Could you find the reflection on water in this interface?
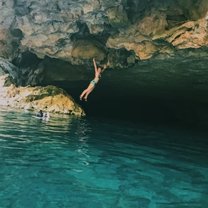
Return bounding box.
[0,109,208,208]
[74,120,91,168]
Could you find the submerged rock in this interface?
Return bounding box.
[0,75,85,116]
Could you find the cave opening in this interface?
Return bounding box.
[6,50,199,129]
[66,83,204,129]
[40,56,208,129]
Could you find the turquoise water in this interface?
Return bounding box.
[0,110,208,208]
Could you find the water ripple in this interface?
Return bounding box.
[0,110,208,207]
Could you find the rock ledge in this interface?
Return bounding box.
[0,75,85,116]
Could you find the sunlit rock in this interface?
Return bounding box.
[2,84,85,116]
[0,74,85,116]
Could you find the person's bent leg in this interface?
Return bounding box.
[84,88,93,101]
[80,89,88,100]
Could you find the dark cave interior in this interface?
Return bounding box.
[11,52,208,129]
[50,78,208,129]
[36,56,208,129]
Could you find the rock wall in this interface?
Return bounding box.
[1,0,208,124]
[0,74,85,116]
[0,58,85,116]
[1,0,208,68]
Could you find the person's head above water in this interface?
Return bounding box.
[36,110,43,117]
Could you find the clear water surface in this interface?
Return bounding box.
[0,109,208,208]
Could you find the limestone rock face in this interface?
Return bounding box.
[0,0,208,123]
[107,9,208,60]
[0,0,208,94]
[0,0,16,59]
[0,75,85,116]
[1,0,207,67]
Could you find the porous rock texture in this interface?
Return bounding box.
[0,0,208,122]
[0,73,85,116]
[1,0,208,67]
[0,0,208,88]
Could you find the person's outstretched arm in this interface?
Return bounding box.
[93,58,98,74]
